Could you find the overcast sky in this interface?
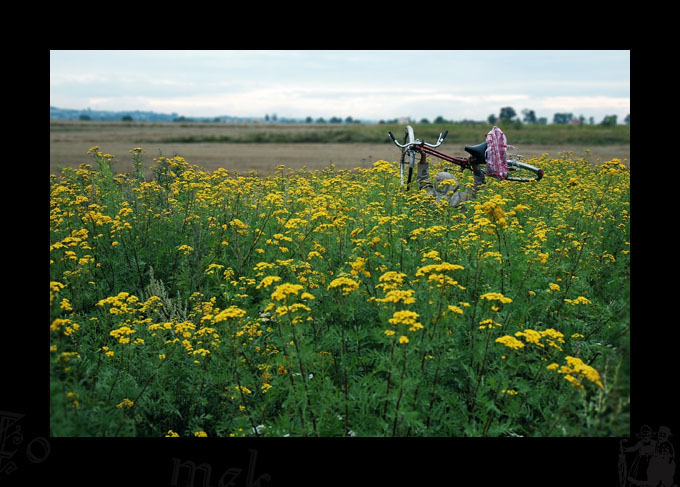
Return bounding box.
[50,50,630,122]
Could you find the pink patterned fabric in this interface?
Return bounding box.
[485,126,509,181]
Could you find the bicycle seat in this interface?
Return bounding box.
[464,142,487,163]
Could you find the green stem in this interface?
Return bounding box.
[340,324,349,436]
[391,345,409,437]
[275,317,306,434]
[290,320,317,436]
[468,329,493,418]
[383,337,397,417]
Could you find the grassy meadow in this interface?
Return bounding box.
[50,119,631,145]
[49,133,630,436]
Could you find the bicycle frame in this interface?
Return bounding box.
[388,126,544,186]
[419,145,471,170]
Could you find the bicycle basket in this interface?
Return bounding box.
[485,126,509,181]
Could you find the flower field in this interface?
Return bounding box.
[50,147,629,437]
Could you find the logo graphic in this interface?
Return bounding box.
[0,411,51,476]
[170,448,271,487]
[619,425,676,487]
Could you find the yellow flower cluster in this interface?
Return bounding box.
[110,326,136,343]
[229,218,249,235]
[177,244,194,255]
[480,292,513,304]
[448,305,465,315]
[271,283,305,302]
[376,271,408,291]
[51,318,80,336]
[415,262,465,290]
[415,262,465,276]
[479,318,502,330]
[96,292,163,317]
[348,257,371,278]
[327,277,360,296]
[495,335,525,350]
[372,159,395,173]
[388,310,423,332]
[599,158,627,175]
[497,327,566,352]
[482,251,503,263]
[116,398,134,408]
[547,356,604,389]
[256,275,282,289]
[514,328,565,350]
[421,250,441,262]
[50,281,66,306]
[234,385,252,395]
[275,303,312,317]
[474,194,509,227]
[376,289,416,305]
[213,306,247,322]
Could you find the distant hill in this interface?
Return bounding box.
[49,106,262,123]
[49,106,379,124]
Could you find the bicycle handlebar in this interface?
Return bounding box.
[388,128,448,150]
[506,159,544,182]
[387,131,402,146]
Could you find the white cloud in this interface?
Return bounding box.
[535,95,630,111]
[86,96,155,112]
[93,89,628,122]
[50,50,630,121]
[136,87,534,120]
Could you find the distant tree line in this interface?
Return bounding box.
[59,105,630,126]
[485,107,628,126]
[377,108,629,126]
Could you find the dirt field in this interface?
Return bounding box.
[50,141,630,176]
[50,121,630,176]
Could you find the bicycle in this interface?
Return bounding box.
[388,125,544,189]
